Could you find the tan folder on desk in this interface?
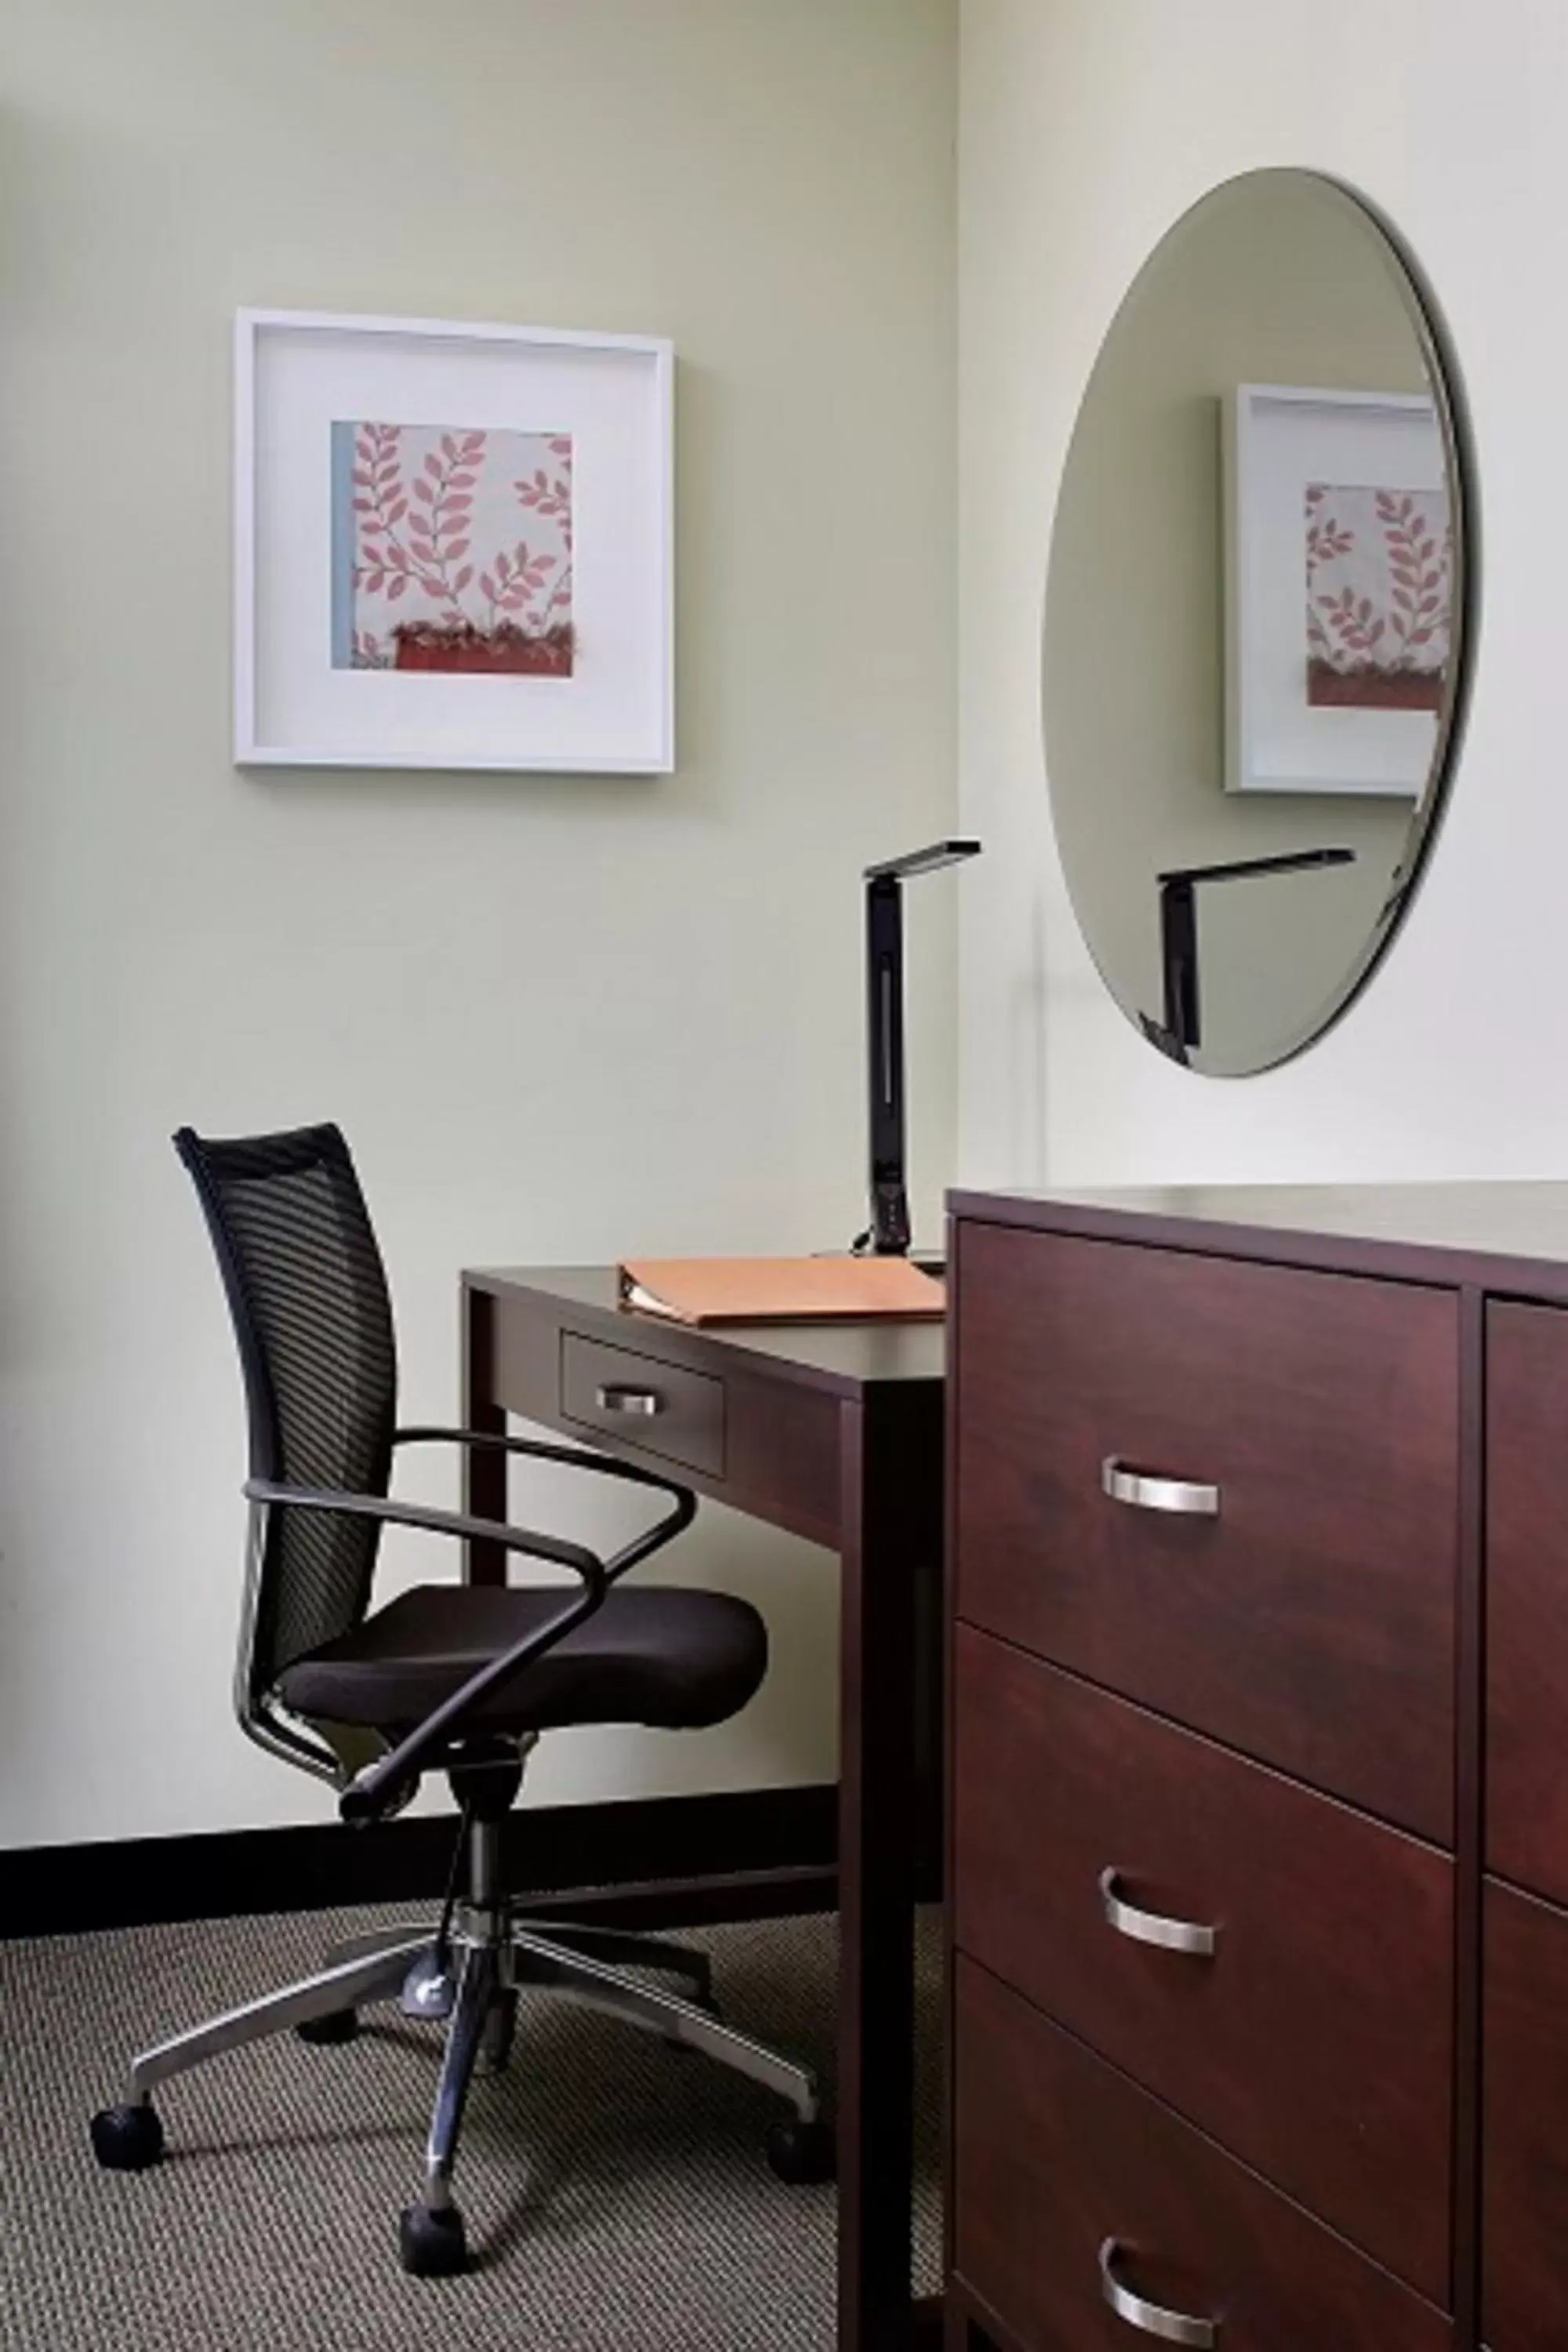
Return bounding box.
[618,1254,944,1326]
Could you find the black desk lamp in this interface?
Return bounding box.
[854,839,982,1257]
[1142,846,1355,1065]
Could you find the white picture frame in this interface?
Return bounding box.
[1225,383,1450,798]
[234,309,674,773]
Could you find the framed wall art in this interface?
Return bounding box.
[234,310,674,772]
[1225,383,1452,797]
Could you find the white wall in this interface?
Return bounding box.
[957,0,1556,1187]
[0,0,957,1849]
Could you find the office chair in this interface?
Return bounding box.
[89,1123,831,2276]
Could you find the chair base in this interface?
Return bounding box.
[89,1809,827,2274]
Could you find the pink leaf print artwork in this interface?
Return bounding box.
[335,423,575,674]
[1304,480,1451,713]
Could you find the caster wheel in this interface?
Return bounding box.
[296,2009,359,2045]
[90,2100,165,2172]
[399,2200,469,2278]
[765,2114,835,2185]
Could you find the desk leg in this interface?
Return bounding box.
[837,1389,942,2352]
[461,1287,507,1586]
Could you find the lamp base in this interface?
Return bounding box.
[845,1234,946,1280]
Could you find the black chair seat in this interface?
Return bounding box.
[277,1581,768,1736]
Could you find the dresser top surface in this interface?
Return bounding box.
[950,1180,1568,1294]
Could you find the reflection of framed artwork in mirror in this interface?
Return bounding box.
[1225,383,1450,797]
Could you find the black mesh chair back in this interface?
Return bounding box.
[175,1123,397,1710]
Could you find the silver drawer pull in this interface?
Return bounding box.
[1099,2239,1218,2346]
[1102,1455,1220,1517]
[595,1384,664,1418]
[1100,1868,1217,1958]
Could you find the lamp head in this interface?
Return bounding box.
[864,838,982,884]
[1156,846,1354,889]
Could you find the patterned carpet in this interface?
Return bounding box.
[0,1904,940,2352]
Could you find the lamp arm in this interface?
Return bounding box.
[855,839,982,1255]
[865,873,910,1255]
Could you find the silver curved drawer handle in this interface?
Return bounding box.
[595,1385,664,1417]
[1100,1868,1217,1958]
[1099,2238,1218,2346]
[1102,1456,1220,1517]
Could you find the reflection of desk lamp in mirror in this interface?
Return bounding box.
[855,839,982,1258]
[1140,847,1355,1067]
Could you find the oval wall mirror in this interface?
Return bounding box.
[1043,169,1474,1075]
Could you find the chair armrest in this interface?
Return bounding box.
[339,1588,599,1827]
[243,1479,606,1589]
[243,1466,695,1822]
[390,1425,698,1584]
[244,1479,608,1825]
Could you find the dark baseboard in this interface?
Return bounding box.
[0,1783,839,1942]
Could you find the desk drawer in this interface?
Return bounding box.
[560,1331,725,1479]
[1483,1876,1568,2351]
[953,1224,1459,1838]
[953,1957,1452,2352]
[953,1627,1452,2300]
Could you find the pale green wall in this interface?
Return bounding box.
[0,0,958,1847]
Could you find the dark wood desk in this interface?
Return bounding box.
[461,1265,946,2352]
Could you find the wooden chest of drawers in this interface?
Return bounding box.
[946,1183,1568,2352]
